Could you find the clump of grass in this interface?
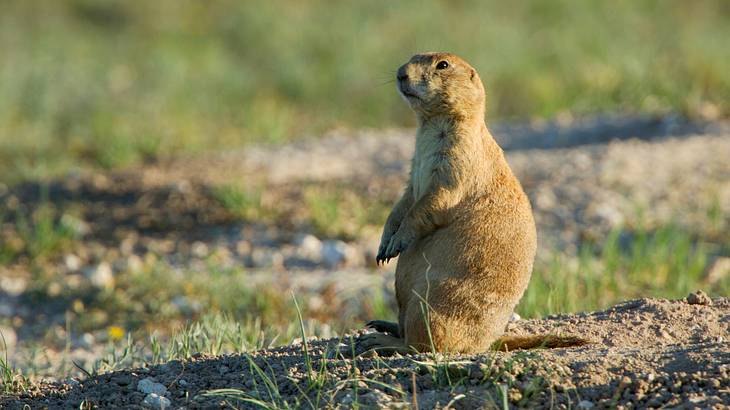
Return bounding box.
[14,206,78,261]
[211,185,267,221]
[303,185,390,239]
[210,182,391,239]
[1,331,29,395]
[1,185,84,263]
[90,313,285,375]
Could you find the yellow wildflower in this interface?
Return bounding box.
[108,326,125,341]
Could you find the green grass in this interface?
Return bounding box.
[1,207,79,264]
[90,313,288,375]
[303,185,391,240]
[1,330,29,395]
[1,0,729,182]
[211,183,393,239]
[1,185,86,263]
[211,185,267,221]
[518,224,727,317]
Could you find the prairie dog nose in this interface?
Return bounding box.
[397,66,408,82]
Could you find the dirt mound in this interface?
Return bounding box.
[4,295,728,409]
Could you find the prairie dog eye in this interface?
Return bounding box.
[436,60,449,70]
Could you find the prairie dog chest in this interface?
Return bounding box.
[411,127,445,200]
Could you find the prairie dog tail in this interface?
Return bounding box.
[491,334,590,351]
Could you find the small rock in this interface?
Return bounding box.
[321,240,355,268]
[250,248,283,268]
[67,378,81,387]
[686,290,712,306]
[340,392,355,406]
[78,332,95,348]
[85,262,114,290]
[142,393,171,409]
[171,180,191,194]
[60,214,90,237]
[0,276,27,296]
[123,255,144,273]
[64,254,82,271]
[66,274,84,290]
[295,234,323,262]
[509,312,521,322]
[235,240,252,256]
[360,389,391,405]
[119,235,137,256]
[138,377,167,395]
[191,241,209,258]
[48,281,63,297]
[577,400,595,409]
[0,326,17,348]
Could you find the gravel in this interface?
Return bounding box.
[137,378,167,395]
[4,296,728,409]
[142,393,171,409]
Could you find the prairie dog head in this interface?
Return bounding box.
[396,52,485,120]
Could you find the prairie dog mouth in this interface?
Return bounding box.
[398,83,420,100]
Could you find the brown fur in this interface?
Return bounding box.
[362,53,583,354]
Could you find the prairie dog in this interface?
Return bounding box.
[361,53,566,354]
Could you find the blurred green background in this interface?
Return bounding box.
[1,0,729,182]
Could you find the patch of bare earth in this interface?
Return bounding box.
[4,295,728,409]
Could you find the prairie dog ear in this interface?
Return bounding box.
[470,69,476,82]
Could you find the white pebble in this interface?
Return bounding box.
[577,400,594,409]
[321,240,355,268]
[142,393,171,409]
[137,377,167,395]
[295,234,323,262]
[64,254,82,271]
[85,262,114,290]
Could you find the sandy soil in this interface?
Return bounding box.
[3,293,728,409]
